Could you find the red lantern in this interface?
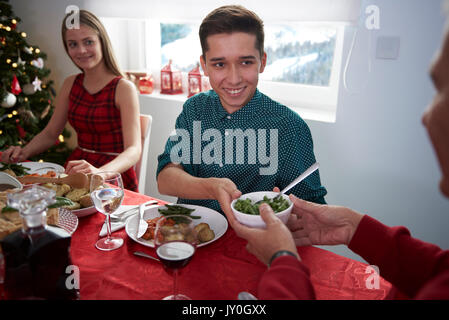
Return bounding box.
[138,75,154,94]
[188,63,202,98]
[160,60,183,94]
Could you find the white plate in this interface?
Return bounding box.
[18,161,65,175]
[125,204,228,248]
[71,206,97,218]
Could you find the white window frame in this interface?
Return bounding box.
[96,0,361,124]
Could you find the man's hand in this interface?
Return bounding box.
[209,177,241,220]
[287,195,364,246]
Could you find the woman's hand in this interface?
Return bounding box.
[287,195,364,246]
[65,159,100,175]
[1,146,28,163]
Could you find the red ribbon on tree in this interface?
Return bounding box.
[11,75,22,95]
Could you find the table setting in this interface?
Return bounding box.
[1,165,394,300]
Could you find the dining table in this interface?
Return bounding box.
[70,188,393,300]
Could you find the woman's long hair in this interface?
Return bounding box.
[61,9,124,77]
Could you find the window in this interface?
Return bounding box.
[101,18,346,123]
[262,24,336,87]
[160,23,201,73]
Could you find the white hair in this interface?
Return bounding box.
[444,0,449,17]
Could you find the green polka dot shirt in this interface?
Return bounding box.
[157,89,327,214]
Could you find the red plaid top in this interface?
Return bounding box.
[66,73,138,191]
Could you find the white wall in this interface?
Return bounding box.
[10,0,449,263]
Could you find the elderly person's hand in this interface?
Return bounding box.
[231,202,300,266]
[287,195,364,246]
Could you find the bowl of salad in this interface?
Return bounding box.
[231,191,293,228]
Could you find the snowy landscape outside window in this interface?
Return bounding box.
[160,23,337,87]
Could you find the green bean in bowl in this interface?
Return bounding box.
[233,195,290,215]
[231,191,293,229]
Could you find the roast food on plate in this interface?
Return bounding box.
[39,183,93,210]
[141,216,215,244]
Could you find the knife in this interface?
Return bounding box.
[136,202,149,238]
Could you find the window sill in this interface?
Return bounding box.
[138,92,335,123]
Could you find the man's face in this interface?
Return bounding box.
[423,26,449,197]
[200,32,266,114]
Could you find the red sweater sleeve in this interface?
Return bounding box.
[349,215,449,299]
[257,255,316,300]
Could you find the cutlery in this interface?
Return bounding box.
[110,203,159,223]
[110,200,158,219]
[133,251,160,262]
[17,172,89,189]
[136,202,148,238]
[279,162,319,195]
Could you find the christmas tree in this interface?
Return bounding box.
[0,0,71,165]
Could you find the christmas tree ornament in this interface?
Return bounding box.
[23,83,36,95]
[17,49,25,65]
[23,46,32,54]
[32,76,42,91]
[11,74,22,94]
[41,104,51,119]
[1,92,17,108]
[31,57,44,69]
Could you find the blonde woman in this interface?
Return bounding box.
[2,10,141,191]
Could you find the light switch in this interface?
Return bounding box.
[376,36,400,60]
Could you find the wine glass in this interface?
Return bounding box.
[90,171,124,251]
[154,215,197,300]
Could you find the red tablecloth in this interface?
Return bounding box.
[70,189,392,300]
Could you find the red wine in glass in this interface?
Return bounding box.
[154,215,197,300]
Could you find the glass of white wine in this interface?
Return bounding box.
[90,172,124,251]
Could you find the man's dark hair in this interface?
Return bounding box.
[199,5,265,58]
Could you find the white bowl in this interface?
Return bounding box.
[0,172,23,191]
[231,191,293,228]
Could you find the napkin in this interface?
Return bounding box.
[99,201,156,237]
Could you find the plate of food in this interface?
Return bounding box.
[0,161,64,177]
[35,182,95,218]
[125,204,228,248]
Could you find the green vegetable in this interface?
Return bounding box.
[0,162,30,176]
[158,204,201,219]
[47,197,75,209]
[1,196,74,213]
[234,195,290,215]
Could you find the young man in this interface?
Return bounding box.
[231,4,449,299]
[157,5,327,217]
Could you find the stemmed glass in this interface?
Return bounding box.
[154,215,197,300]
[90,171,124,251]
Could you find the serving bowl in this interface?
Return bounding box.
[230,191,293,228]
[0,172,23,191]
